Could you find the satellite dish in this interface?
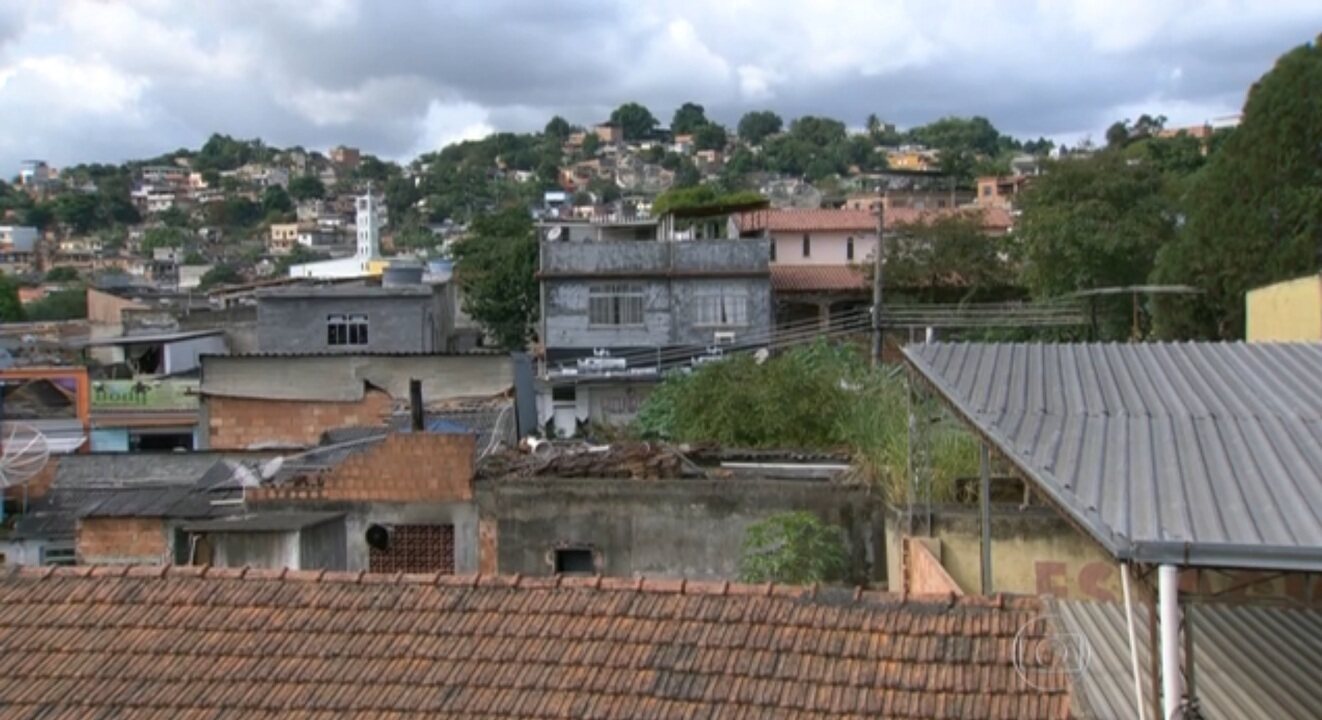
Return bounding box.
[547,226,563,241]
[0,423,50,490]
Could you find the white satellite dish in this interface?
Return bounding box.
[547,226,563,241]
[0,423,50,490]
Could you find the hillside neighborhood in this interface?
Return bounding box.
[0,17,1317,720]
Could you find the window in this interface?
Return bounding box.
[982,185,993,197]
[40,546,75,567]
[802,234,811,257]
[846,236,855,261]
[327,314,369,346]
[555,548,595,574]
[588,284,644,326]
[694,287,749,327]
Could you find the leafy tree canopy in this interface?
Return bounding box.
[608,102,658,140]
[736,110,784,145]
[883,213,1016,302]
[140,227,189,255]
[24,288,86,321]
[287,175,325,201]
[650,186,764,217]
[262,185,293,217]
[449,207,538,349]
[44,266,81,283]
[543,115,572,141]
[693,123,727,151]
[1152,38,1322,339]
[788,116,847,147]
[0,275,22,322]
[671,102,709,135]
[199,263,243,290]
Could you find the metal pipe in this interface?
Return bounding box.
[1159,565,1182,720]
[979,443,992,594]
[1121,563,1148,720]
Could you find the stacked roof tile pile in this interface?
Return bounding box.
[0,566,1071,718]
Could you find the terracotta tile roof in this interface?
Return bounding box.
[0,566,1071,719]
[736,207,1015,234]
[770,265,870,293]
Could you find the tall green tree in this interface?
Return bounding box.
[1017,153,1175,338]
[1152,39,1322,339]
[736,110,783,145]
[199,263,243,290]
[671,102,709,134]
[543,115,572,141]
[0,275,22,321]
[287,175,326,201]
[261,185,293,216]
[883,213,1015,302]
[608,102,658,140]
[693,123,728,151]
[450,207,538,349]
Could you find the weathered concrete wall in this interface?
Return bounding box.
[300,519,347,570]
[256,294,441,354]
[212,531,298,568]
[77,517,169,565]
[478,478,883,583]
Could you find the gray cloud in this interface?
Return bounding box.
[0,1,1319,171]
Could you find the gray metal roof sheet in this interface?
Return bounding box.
[903,342,1322,570]
[180,511,344,533]
[1051,598,1322,720]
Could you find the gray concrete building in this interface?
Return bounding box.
[256,282,456,354]
[536,209,772,432]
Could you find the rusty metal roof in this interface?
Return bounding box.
[903,342,1322,571]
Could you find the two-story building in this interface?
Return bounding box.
[0,225,39,275]
[537,203,772,433]
[268,223,300,256]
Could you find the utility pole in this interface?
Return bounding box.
[871,189,886,367]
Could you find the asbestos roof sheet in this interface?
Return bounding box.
[1051,598,1322,720]
[902,342,1322,571]
[0,568,1072,719]
[180,511,343,532]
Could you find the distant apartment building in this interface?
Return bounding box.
[885,146,940,172]
[329,145,361,169]
[537,204,773,433]
[593,122,624,145]
[0,225,39,275]
[18,160,51,188]
[975,175,1033,210]
[268,223,300,256]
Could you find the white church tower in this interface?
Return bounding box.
[355,187,382,268]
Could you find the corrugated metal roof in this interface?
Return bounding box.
[902,342,1322,570]
[1051,598,1322,720]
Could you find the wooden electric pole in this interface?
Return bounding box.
[871,191,886,367]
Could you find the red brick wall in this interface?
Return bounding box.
[248,432,475,504]
[77,517,169,565]
[206,389,393,449]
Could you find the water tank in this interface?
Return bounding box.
[427,258,454,282]
[382,262,424,287]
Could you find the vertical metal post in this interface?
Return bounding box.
[870,194,885,367]
[1121,564,1149,720]
[979,444,992,595]
[1159,565,1182,720]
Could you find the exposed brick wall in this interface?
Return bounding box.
[206,389,392,449]
[903,537,964,596]
[77,517,169,565]
[368,524,455,574]
[248,432,475,504]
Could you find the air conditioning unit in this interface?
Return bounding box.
[714,331,737,346]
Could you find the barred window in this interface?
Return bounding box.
[694,288,749,327]
[588,284,645,326]
[327,313,369,346]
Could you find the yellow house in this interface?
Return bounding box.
[1245,274,1322,341]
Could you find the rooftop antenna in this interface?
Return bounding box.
[0,422,52,521]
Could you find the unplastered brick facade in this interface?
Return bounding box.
[249,432,476,504]
[76,517,169,565]
[206,389,392,449]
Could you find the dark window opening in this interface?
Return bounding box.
[130,430,194,452]
[846,236,854,261]
[802,234,811,257]
[551,385,576,402]
[328,314,369,347]
[769,239,776,261]
[555,548,594,574]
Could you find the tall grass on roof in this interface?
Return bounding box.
[635,341,977,503]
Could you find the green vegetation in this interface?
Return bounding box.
[140,227,188,255]
[1150,39,1322,339]
[287,175,325,201]
[636,342,978,503]
[738,512,848,585]
[883,213,1017,303]
[608,102,658,140]
[199,263,243,290]
[449,207,538,349]
[275,245,329,275]
[649,187,764,217]
[24,288,87,321]
[736,110,784,145]
[0,275,22,321]
[43,267,81,283]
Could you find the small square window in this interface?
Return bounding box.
[555,548,594,574]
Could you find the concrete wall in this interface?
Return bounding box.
[246,433,475,503]
[163,335,228,375]
[478,478,883,583]
[770,230,877,265]
[212,531,299,568]
[77,517,169,565]
[300,517,347,569]
[1246,274,1322,341]
[205,389,393,449]
[256,293,444,354]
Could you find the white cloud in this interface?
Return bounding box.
[408,100,495,158]
[2,55,147,116]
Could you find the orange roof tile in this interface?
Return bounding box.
[770,265,870,293]
[0,566,1072,719]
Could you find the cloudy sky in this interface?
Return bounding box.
[0,0,1319,171]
